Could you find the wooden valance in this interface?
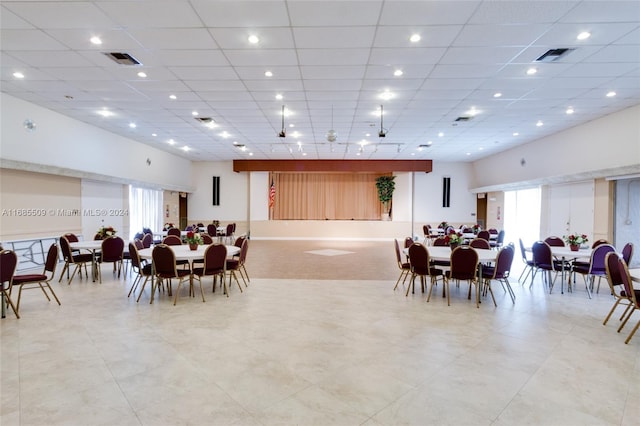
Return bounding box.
[233,159,432,173]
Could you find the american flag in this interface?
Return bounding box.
[269,180,275,207]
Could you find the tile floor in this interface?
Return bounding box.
[1,252,639,426]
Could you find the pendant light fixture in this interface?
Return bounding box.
[326,105,337,142]
[278,105,286,138]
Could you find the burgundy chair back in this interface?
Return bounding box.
[544,236,564,247]
[394,239,404,265]
[449,246,478,281]
[477,230,490,241]
[202,234,214,244]
[59,236,73,261]
[142,233,153,248]
[162,235,182,246]
[588,244,616,275]
[622,242,634,265]
[44,244,59,274]
[605,252,623,288]
[203,244,227,275]
[63,233,79,243]
[134,238,144,250]
[591,239,609,249]
[470,238,490,249]
[152,245,178,279]
[207,224,217,236]
[493,245,515,279]
[128,242,142,270]
[167,228,181,237]
[404,237,413,249]
[101,236,124,262]
[433,237,447,247]
[0,249,18,286]
[408,243,430,276]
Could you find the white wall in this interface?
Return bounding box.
[249,172,269,221]
[413,162,477,227]
[471,105,640,191]
[1,93,193,191]
[80,180,127,241]
[188,161,248,222]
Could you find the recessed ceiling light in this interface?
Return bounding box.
[13,71,25,79]
[169,94,177,100]
[513,132,519,136]
[90,36,102,45]
[220,131,230,138]
[466,107,479,116]
[606,91,617,97]
[536,120,544,127]
[181,146,191,152]
[566,107,574,114]
[249,152,254,156]
[493,92,502,98]
[302,152,307,156]
[289,123,295,128]
[292,131,301,138]
[426,141,433,146]
[275,93,283,100]
[478,147,484,151]
[152,133,157,137]
[526,67,537,75]
[411,152,416,156]
[409,34,421,43]
[577,31,591,40]
[167,139,176,145]
[248,35,259,44]
[129,122,137,128]
[192,111,199,116]
[379,91,393,101]
[96,109,113,117]
[393,69,403,77]
[438,132,444,137]
[466,152,471,156]
[137,71,147,78]
[265,70,273,77]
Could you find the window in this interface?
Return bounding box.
[129,186,162,239]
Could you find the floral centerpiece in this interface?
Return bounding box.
[96,226,117,239]
[444,230,463,247]
[438,221,449,229]
[563,233,588,251]
[185,231,203,250]
[163,223,175,231]
[472,224,481,234]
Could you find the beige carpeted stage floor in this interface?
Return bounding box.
[242,239,400,281]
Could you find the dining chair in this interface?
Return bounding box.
[530,241,560,292]
[490,230,505,249]
[477,230,491,241]
[192,244,227,296]
[407,243,444,301]
[97,236,125,283]
[481,244,515,304]
[615,256,640,344]
[544,236,565,247]
[58,235,93,284]
[127,243,154,303]
[603,252,633,326]
[232,235,247,258]
[141,233,153,249]
[470,238,491,250]
[202,234,214,244]
[0,250,20,318]
[206,224,217,237]
[151,244,197,305]
[393,239,411,291]
[621,242,634,265]
[445,246,480,307]
[167,228,181,237]
[518,238,535,283]
[431,237,451,268]
[226,239,249,291]
[571,243,615,295]
[11,244,61,313]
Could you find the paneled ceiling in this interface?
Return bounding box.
[1,0,639,162]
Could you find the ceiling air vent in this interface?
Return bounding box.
[194,117,214,123]
[103,52,142,66]
[535,48,574,63]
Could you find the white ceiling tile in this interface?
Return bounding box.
[468,1,578,24]
[97,0,203,28]
[191,0,290,27]
[288,1,382,26]
[293,27,376,49]
[224,49,298,67]
[454,24,552,47]
[127,29,219,50]
[301,66,366,80]
[439,46,525,65]
[3,2,116,29]
[369,48,447,65]
[373,25,462,48]
[153,50,230,67]
[380,1,478,25]
[209,27,294,49]
[0,29,68,50]
[297,49,371,66]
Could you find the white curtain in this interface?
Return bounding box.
[129,186,163,240]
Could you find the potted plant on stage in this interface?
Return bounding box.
[375,175,396,220]
[185,231,203,251]
[564,233,588,251]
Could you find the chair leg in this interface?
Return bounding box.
[624,318,640,344]
[618,307,636,332]
[1,290,20,319]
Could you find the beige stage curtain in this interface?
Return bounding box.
[270,172,385,220]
